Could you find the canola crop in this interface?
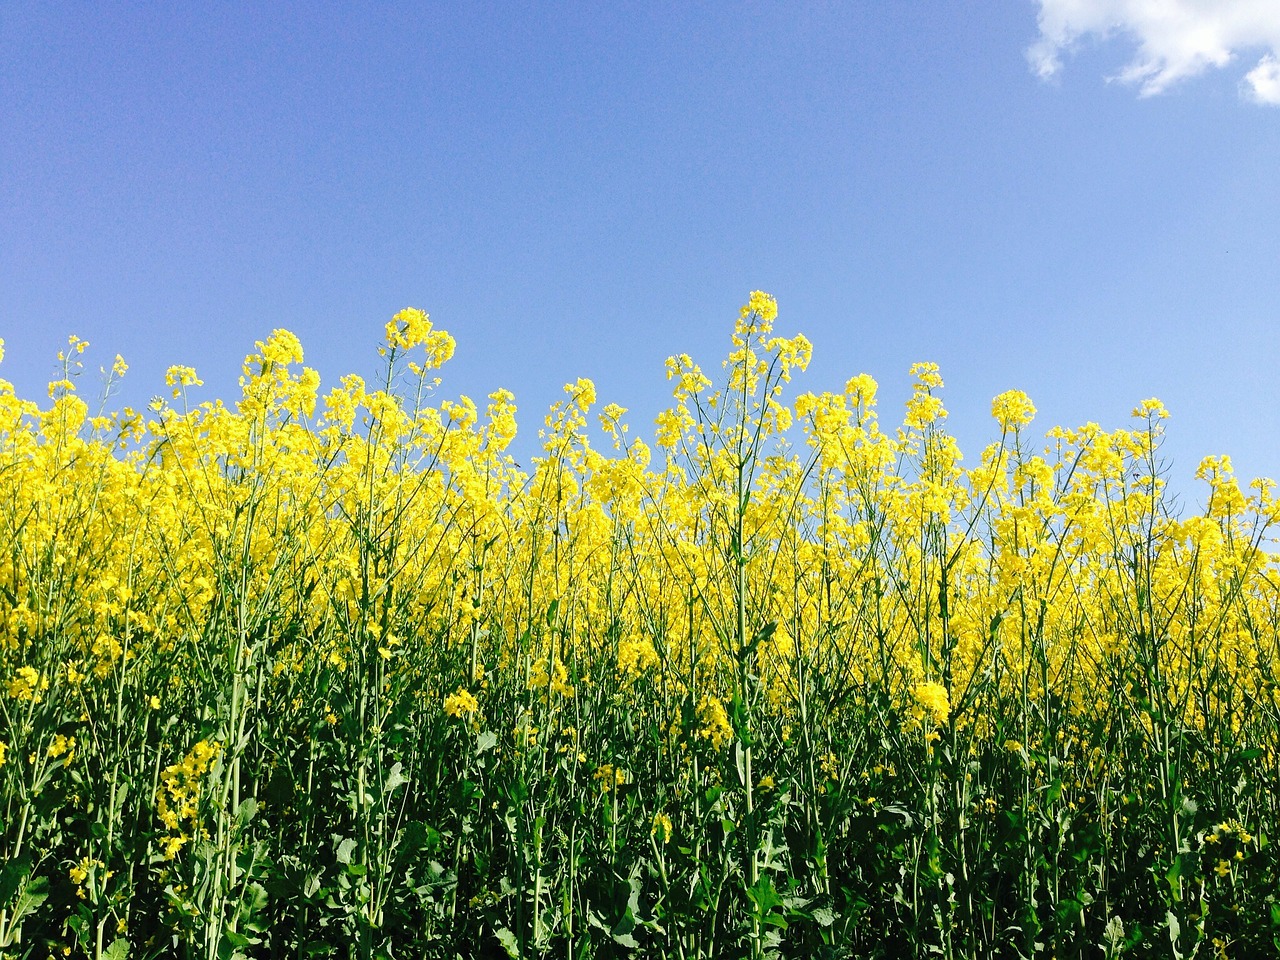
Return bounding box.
[0,295,1278,959]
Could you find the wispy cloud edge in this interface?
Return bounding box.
[1029,0,1280,105]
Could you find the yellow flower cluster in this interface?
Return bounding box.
[911,680,951,728]
[617,634,659,678]
[695,695,734,750]
[443,687,480,718]
[155,740,221,857]
[68,856,109,900]
[164,365,203,398]
[991,389,1036,431]
[593,764,627,793]
[528,658,575,699]
[1204,819,1254,846]
[383,308,456,369]
[7,666,47,702]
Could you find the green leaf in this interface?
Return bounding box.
[0,859,31,904]
[746,874,785,916]
[222,930,251,949]
[217,928,251,960]
[1166,910,1181,948]
[476,731,498,755]
[627,869,643,919]
[1164,857,1182,904]
[236,797,259,827]
[102,939,130,960]
[335,837,357,865]
[7,875,48,927]
[878,804,915,827]
[612,905,637,939]
[1044,778,1063,804]
[495,928,520,958]
[238,881,269,929]
[384,762,408,795]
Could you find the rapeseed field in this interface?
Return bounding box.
[1,293,1277,958]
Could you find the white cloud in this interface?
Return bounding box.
[1243,53,1280,103]
[1028,0,1280,104]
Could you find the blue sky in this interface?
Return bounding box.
[2,2,1278,503]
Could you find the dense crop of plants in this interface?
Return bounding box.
[1,294,1278,959]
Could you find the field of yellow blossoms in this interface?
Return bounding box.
[1,293,1278,959]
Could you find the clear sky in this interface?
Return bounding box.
[3,2,1278,504]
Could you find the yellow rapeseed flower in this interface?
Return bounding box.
[695,695,733,750]
[594,764,626,793]
[1132,397,1169,419]
[385,308,432,350]
[737,291,778,333]
[911,680,951,727]
[651,812,673,843]
[443,687,479,718]
[7,666,46,702]
[617,635,659,678]
[164,365,203,399]
[161,835,188,860]
[991,389,1036,431]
